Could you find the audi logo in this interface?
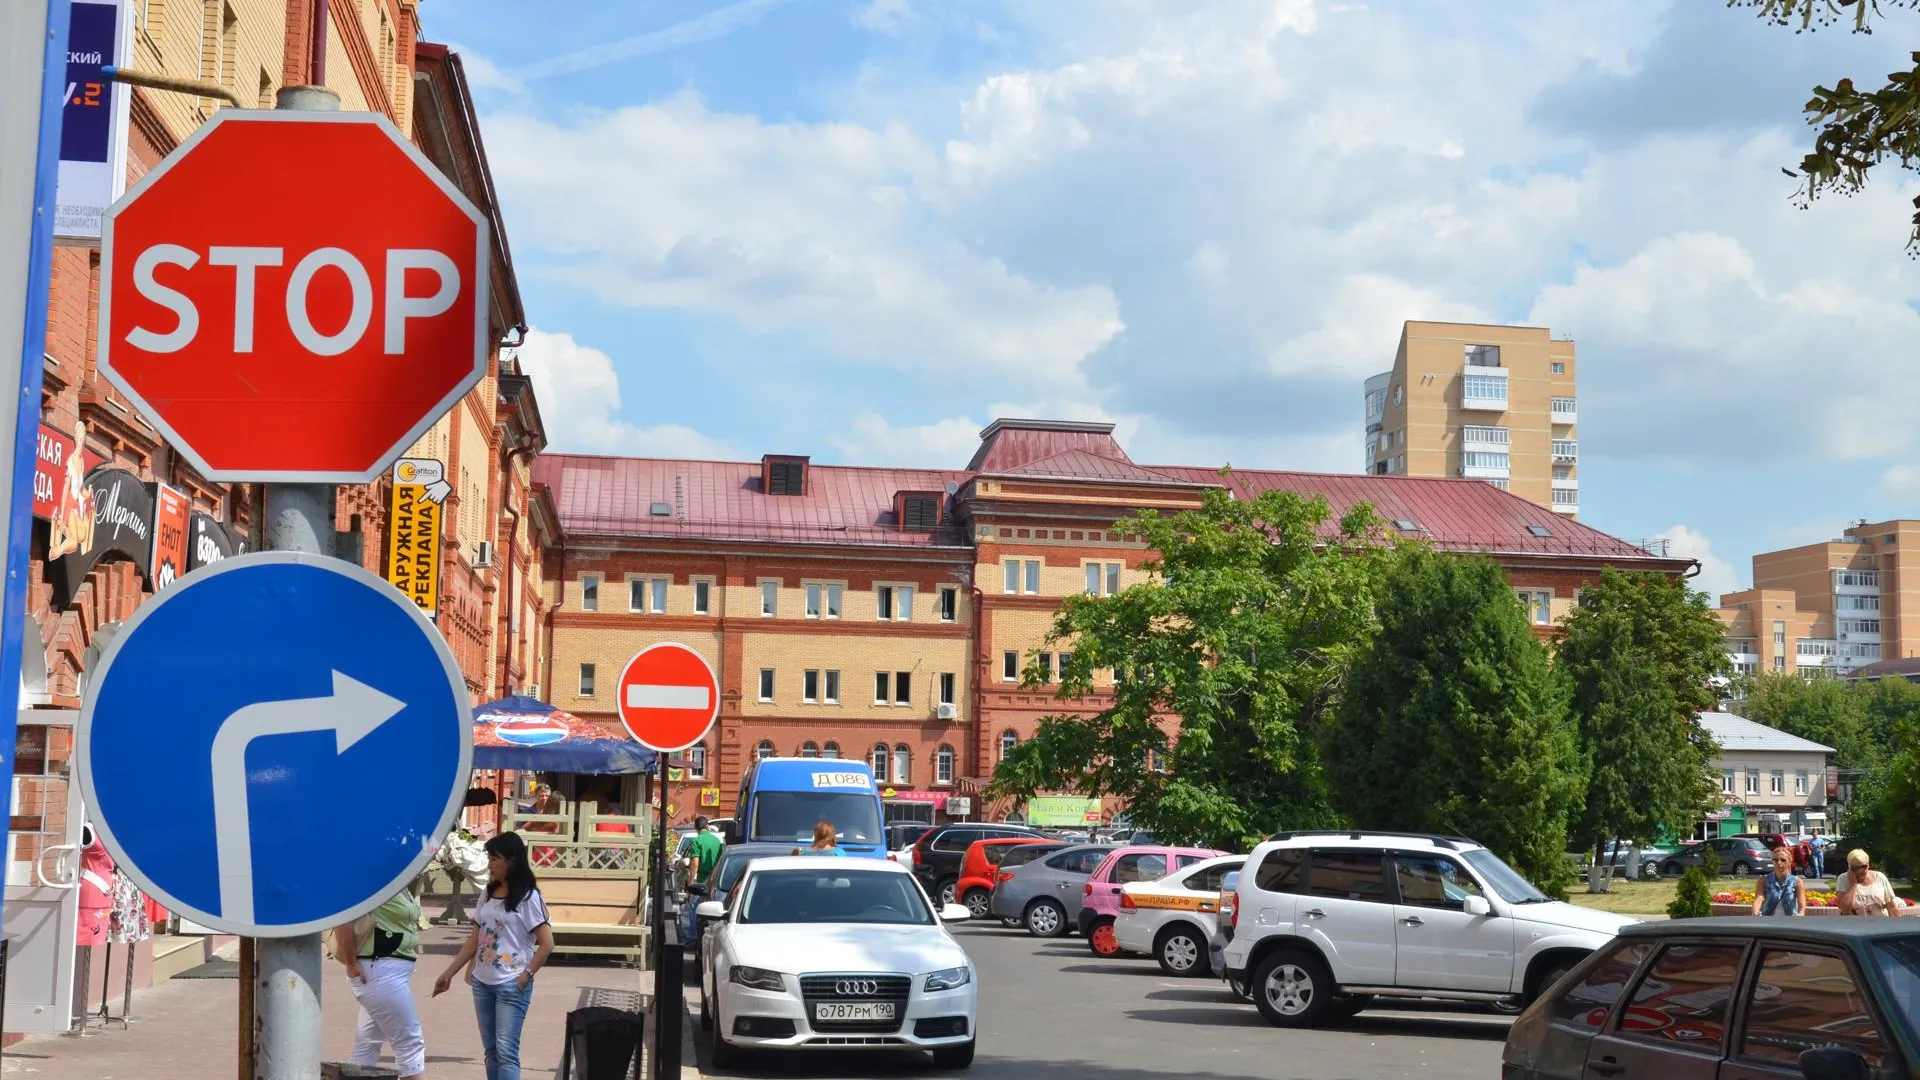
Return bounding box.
[835,979,880,996]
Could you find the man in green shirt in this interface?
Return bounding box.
[687,816,725,890]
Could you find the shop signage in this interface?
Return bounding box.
[1025,795,1101,827]
[54,0,133,244]
[699,787,721,807]
[946,796,971,817]
[52,468,153,597]
[34,419,104,521]
[150,483,190,591]
[883,789,949,808]
[187,512,245,572]
[384,458,445,617]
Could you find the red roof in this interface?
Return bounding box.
[967,419,1140,474]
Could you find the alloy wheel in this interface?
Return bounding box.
[1263,962,1316,1017]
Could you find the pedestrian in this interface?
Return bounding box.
[1836,849,1898,917]
[1752,846,1805,917]
[1810,833,1832,876]
[686,815,724,893]
[807,820,845,856]
[434,832,554,1080]
[334,885,426,1079]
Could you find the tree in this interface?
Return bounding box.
[1876,730,1920,874]
[1558,569,1726,858]
[987,483,1393,851]
[1668,866,1714,920]
[1733,0,1920,250]
[1739,674,1876,772]
[1325,549,1582,883]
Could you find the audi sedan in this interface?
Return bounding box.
[697,856,979,1069]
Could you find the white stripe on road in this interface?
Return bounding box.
[625,684,711,710]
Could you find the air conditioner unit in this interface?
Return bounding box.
[473,541,495,567]
[936,703,958,720]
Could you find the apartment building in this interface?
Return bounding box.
[1364,321,1579,516]
[541,419,1691,826]
[1696,712,1834,839]
[1717,519,1920,678]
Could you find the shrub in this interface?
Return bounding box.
[1668,866,1714,919]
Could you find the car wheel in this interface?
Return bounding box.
[937,878,958,906]
[1227,973,1254,1001]
[931,1039,976,1069]
[1024,898,1068,938]
[1155,926,1205,977]
[1527,958,1579,1005]
[1251,951,1335,1028]
[1087,918,1124,957]
[1732,860,1752,876]
[963,888,992,919]
[1661,861,1683,878]
[1000,916,1022,928]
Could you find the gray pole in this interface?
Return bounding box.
[252,80,342,1080]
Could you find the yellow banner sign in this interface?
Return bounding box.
[1125,892,1217,913]
[386,457,446,617]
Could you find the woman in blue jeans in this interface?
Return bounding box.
[435,832,555,1080]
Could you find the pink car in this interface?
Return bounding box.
[1080,845,1225,957]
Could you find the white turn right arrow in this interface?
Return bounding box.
[210,671,405,924]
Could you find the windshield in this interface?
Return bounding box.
[715,851,780,895]
[738,867,935,925]
[750,791,883,845]
[1461,848,1550,904]
[1871,935,1920,1036]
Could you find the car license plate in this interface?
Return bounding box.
[814,1002,895,1022]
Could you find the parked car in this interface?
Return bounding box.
[682,841,792,970]
[912,823,1049,905]
[1114,854,1245,976]
[1222,830,1638,1028]
[697,856,978,1069]
[887,823,934,866]
[1080,845,1227,956]
[1659,836,1775,878]
[956,837,1051,919]
[1501,917,1920,1080]
[1584,840,1673,880]
[988,842,1067,926]
[988,844,1116,937]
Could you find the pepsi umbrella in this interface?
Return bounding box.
[471,696,658,774]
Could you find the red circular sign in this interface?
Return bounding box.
[616,643,721,753]
[98,112,489,483]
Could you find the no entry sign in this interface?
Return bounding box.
[616,643,720,753]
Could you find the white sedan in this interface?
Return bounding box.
[1113,854,1243,977]
[697,856,979,1069]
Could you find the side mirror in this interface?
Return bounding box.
[696,901,726,919]
[940,903,971,922]
[686,883,708,897]
[1463,895,1492,917]
[1799,1047,1871,1080]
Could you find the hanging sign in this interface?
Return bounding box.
[385,458,447,618]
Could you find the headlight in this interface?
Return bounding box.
[923,966,972,992]
[729,965,787,992]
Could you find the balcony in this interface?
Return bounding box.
[1462,425,1510,451]
[1551,489,1579,514]
[1551,397,1577,424]
[1552,440,1578,463]
[1463,464,1510,480]
[1461,370,1508,412]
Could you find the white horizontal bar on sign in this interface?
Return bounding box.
[625,684,711,710]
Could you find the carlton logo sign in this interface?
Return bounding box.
[97,111,490,483]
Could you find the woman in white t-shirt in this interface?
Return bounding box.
[434,832,554,1080]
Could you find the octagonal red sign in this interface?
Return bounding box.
[98,111,490,483]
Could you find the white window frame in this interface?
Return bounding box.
[939,672,956,707]
[578,662,596,697]
[1002,651,1018,682]
[935,745,954,785]
[1746,769,1760,795]
[938,585,958,622]
[823,669,841,705]
[1084,561,1123,597]
[1722,769,1735,795]
[758,667,775,703]
[871,743,890,782]
[893,671,912,706]
[803,669,820,704]
[580,573,600,612]
[822,742,840,760]
[1795,770,1809,796]
[893,744,911,785]
[804,581,845,620]
[692,577,714,615]
[1037,652,1054,682]
[688,742,708,780]
[876,583,914,622]
[999,729,1017,760]
[1770,770,1784,796]
[628,575,668,614]
[756,740,775,762]
[760,579,779,617]
[874,671,891,705]
[1516,589,1552,625]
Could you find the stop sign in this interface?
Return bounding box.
[98,111,490,483]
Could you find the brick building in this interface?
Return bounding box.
[537,418,1694,827]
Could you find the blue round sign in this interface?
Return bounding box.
[77,551,472,937]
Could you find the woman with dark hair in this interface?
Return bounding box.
[433,832,554,1080]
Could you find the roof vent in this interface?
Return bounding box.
[898,492,942,532]
[762,455,808,496]
[649,501,672,517]
[1392,518,1421,532]
[1526,524,1552,538]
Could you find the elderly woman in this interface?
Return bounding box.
[1837,849,1898,917]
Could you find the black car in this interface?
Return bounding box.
[1659,836,1775,877]
[911,822,1048,904]
[1502,917,1920,1080]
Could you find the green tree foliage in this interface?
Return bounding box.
[1668,866,1715,920]
[1740,674,1878,771]
[1325,550,1582,882]
[986,483,1392,851]
[1879,734,1920,873]
[1733,0,1920,250]
[1558,570,1726,857]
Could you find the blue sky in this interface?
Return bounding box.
[426,0,1920,597]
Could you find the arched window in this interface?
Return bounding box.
[799,741,820,758]
[1000,729,1018,760]
[688,742,708,780]
[893,744,911,785]
[822,741,841,759]
[935,744,955,785]
[755,740,775,762]
[871,743,890,782]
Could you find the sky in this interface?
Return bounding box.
[424,0,1920,600]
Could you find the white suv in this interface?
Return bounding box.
[1221,830,1637,1028]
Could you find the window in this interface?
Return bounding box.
[935,745,954,784]
[1463,451,1509,470]
[1003,561,1019,593]
[824,670,840,705]
[1774,655,1785,672]
[1836,569,1879,588]
[874,672,891,704]
[1084,562,1123,596]
[939,673,956,707]
[627,576,667,614]
[871,743,889,782]
[1795,770,1809,795]
[1552,465,1572,480]
[1516,589,1551,625]
[1392,383,1403,405]
[693,579,712,615]
[581,574,600,611]
[999,729,1017,760]
[1462,373,1507,402]
[1840,618,1880,635]
[799,741,819,758]
[1551,361,1566,374]
[1551,396,1576,415]
[1739,948,1888,1068]
[803,669,820,703]
[1306,850,1386,902]
[687,742,707,779]
[893,745,910,784]
[902,495,939,530]
[938,586,958,622]
[1111,852,1169,884]
[1037,652,1054,682]
[1746,769,1760,795]
[932,829,980,852]
[1462,425,1509,445]
[894,672,911,705]
[806,583,822,618]
[1552,439,1577,460]
[1002,651,1019,682]
[761,580,778,616]
[1008,559,1039,594]
[758,668,775,702]
[578,663,596,696]
[1552,489,1578,507]
[822,742,840,759]
[1616,942,1747,1046]
[1770,770,1784,796]
[1773,620,1786,645]
[1722,769,1735,795]
[1392,853,1486,911]
[756,740,775,762]
[1546,942,1650,1033]
[1046,847,1109,874]
[1840,595,1881,612]
[877,585,912,621]
[1465,344,1501,366]
[1059,652,1073,678]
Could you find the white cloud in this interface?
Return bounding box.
[512,329,738,458]
[511,0,788,82]
[1656,524,1740,601]
[828,412,982,466]
[1879,464,1920,501]
[446,45,523,95]
[1267,274,1488,382]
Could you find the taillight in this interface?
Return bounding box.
[1119,893,1135,911]
[1231,890,1241,930]
[996,871,1014,885]
[913,839,928,867]
[1083,883,1093,896]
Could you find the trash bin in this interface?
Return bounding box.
[559,1005,643,1080]
[322,1065,398,1080]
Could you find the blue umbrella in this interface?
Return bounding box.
[471,695,658,774]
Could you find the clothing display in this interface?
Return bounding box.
[77,839,114,947]
[107,870,153,944]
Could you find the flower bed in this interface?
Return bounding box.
[1706,890,1918,917]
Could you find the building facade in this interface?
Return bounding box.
[1365,321,1579,516]
[540,419,1690,827]
[1717,519,1920,677]
[1696,712,1834,840]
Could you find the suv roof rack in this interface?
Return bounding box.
[1266,830,1475,851]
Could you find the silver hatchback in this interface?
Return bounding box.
[988,844,1114,937]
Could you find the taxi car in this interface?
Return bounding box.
[1113,854,1244,976]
